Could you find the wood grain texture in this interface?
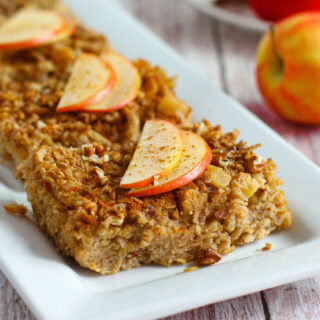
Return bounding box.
[1,0,320,319]
[0,271,35,320]
[165,295,265,320]
[263,279,320,320]
[120,0,222,88]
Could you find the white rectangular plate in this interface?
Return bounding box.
[1,1,320,319]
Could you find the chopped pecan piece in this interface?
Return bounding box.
[245,155,266,173]
[195,248,221,266]
[214,207,229,222]
[261,242,272,251]
[82,144,95,157]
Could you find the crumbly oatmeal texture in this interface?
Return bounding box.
[20,121,291,274]
[0,0,291,274]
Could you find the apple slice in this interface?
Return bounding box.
[120,120,183,189]
[46,16,76,44]
[0,8,66,50]
[82,52,141,112]
[127,130,212,197]
[56,53,116,112]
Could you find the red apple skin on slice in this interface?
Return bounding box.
[127,130,212,197]
[0,8,66,50]
[82,52,141,113]
[46,17,76,44]
[120,120,183,189]
[56,53,116,112]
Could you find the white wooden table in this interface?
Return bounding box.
[1,1,320,319]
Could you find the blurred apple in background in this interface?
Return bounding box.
[256,12,320,125]
[249,0,320,21]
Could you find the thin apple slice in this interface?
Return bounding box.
[82,52,141,112]
[0,8,66,50]
[56,53,116,112]
[127,130,212,197]
[120,120,183,189]
[46,16,76,44]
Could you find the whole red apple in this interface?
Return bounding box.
[249,0,320,21]
[256,12,320,124]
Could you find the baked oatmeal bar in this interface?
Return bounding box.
[0,0,192,171]
[20,121,291,274]
[0,0,291,274]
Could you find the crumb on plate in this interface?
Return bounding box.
[3,203,27,216]
[184,266,199,272]
[261,242,272,251]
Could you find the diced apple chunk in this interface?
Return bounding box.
[120,120,182,188]
[157,89,190,121]
[0,8,66,50]
[241,178,260,199]
[231,173,260,200]
[127,130,212,197]
[206,165,231,188]
[56,53,116,112]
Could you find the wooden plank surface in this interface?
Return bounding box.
[1,0,320,319]
[0,271,35,320]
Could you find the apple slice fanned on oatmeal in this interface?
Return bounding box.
[0,0,192,172]
[19,120,291,274]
